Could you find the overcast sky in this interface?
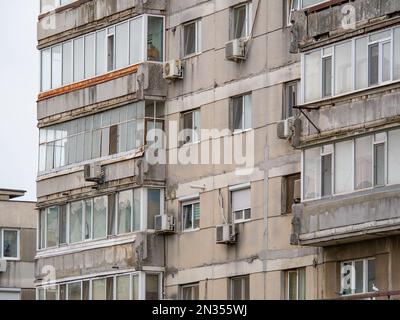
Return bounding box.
[0,1,38,201]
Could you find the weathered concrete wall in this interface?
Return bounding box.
[291,0,400,52]
[293,184,400,246]
[38,0,167,45]
[35,233,164,280]
[38,63,167,121]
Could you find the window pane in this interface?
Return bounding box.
[394,28,400,80]
[298,269,306,300]
[41,49,51,91]
[147,189,161,229]
[183,204,193,230]
[335,140,354,194]
[304,50,321,103]
[93,196,107,239]
[304,147,321,200]
[341,262,352,295]
[147,16,164,62]
[355,37,368,90]
[82,281,90,300]
[68,282,81,300]
[193,202,200,229]
[374,143,385,186]
[40,210,46,249]
[132,189,141,231]
[47,207,59,248]
[355,261,364,294]
[107,32,115,72]
[193,110,201,142]
[3,230,18,258]
[321,154,332,197]
[46,286,58,300]
[96,30,107,75]
[130,17,144,64]
[92,279,106,300]
[288,271,297,300]
[146,274,160,300]
[335,42,352,95]
[367,260,376,292]
[84,34,95,78]
[322,56,332,97]
[52,45,62,89]
[116,275,130,300]
[73,38,84,82]
[132,275,139,300]
[118,190,132,234]
[244,94,252,130]
[233,97,243,131]
[70,201,83,243]
[382,41,391,82]
[84,200,92,240]
[388,129,400,184]
[116,22,129,69]
[183,111,193,144]
[355,136,373,190]
[184,22,196,56]
[39,144,46,172]
[233,5,246,39]
[369,44,379,86]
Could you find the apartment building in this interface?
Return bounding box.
[35,0,320,300]
[290,0,400,299]
[0,189,36,300]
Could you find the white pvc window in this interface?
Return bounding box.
[302,26,400,104]
[341,258,376,296]
[183,20,202,57]
[232,94,252,132]
[182,201,200,231]
[388,129,400,184]
[232,2,252,40]
[334,140,354,194]
[40,15,164,92]
[0,229,20,260]
[232,188,251,223]
[303,147,321,200]
[182,109,201,145]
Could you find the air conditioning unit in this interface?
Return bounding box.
[225,38,247,61]
[163,59,183,80]
[154,215,175,234]
[216,224,237,244]
[0,259,7,273]
[84,163,104,183]
[277,118,294,140]
[294,179,301,203]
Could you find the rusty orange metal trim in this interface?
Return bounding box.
[37,64,140,102]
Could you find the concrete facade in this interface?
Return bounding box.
[0,189,36,300]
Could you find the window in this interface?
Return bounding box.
[321,145,333,197]
[283,81,298,119]
[147,16,164,62]
[38,101,162,173]
[117,189,141,235]
[1,229,19,260]
[287,268,306,300]
[92,279,106,300]
[355,136,373,190]
[182,109,201,145]
[230,276,249,300]
[341,258,376,296]
[303,147,321,200]
[181,283,199,300]
[182,201,200,231]
[232,2,252,40]
[147,189,162,229]
[116,275,130,300]
[302,26,400,103]
[322,48,332,97]
[282,173,301,214]
[334,140,354,194]
[146,274,160,300]
[374,133,386,187]
[40,15,164,91]
[47,206,59,248]
[67,282,82,300]
[231,94,252,132]
[69,201,83,244]
[231,187,251,223]
[184,20,202,57]
[388,129,400,184]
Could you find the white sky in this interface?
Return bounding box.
[0,1,39,201]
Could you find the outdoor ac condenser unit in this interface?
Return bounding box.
[154,215,175,234]
[163,60,183,80]
[84,163,103,183]
[225,38,247,61]
[216,224,237,244]
[277,118,294,139]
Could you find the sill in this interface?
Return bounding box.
[37,147,144,181]
[35,233,138,259]
[182,228,200,234]
[234,219,251,224]
[1,257,20,262]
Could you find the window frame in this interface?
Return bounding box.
[180,282,200,300]
[283,81,299,120]
[286,268,306,300]
[231,2,253,40]
[340,258,376,296]
[301,26,399,105]
[181,109,201,145]
[40,14,165,92]
[181,200,201,232]
[229,275,250,300]
[230,185,252,224]
[232,93,252,133]
[0,229,20,261]
[183,19,202,58]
